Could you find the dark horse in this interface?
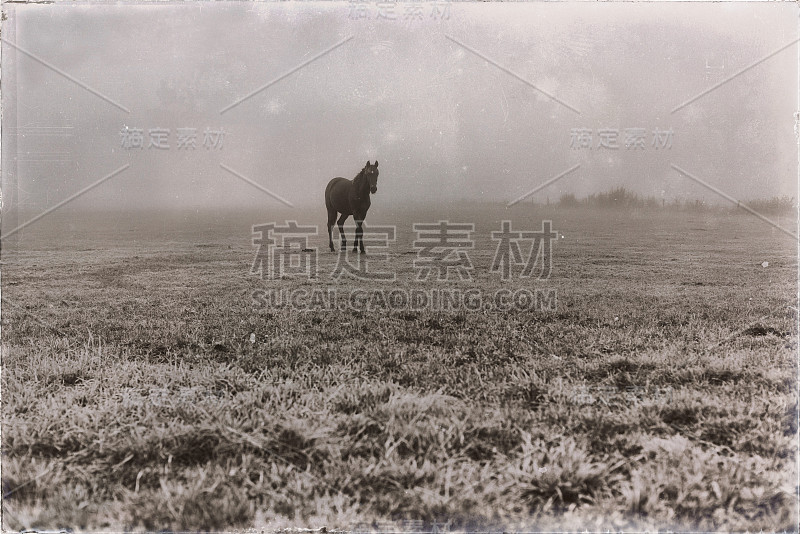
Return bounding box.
[325,161,379,253]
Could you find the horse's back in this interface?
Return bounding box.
[325,177,348,194]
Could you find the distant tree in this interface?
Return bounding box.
[558,193,580,207]
[746,196,795,215]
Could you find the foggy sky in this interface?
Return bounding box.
[3,1,798,211]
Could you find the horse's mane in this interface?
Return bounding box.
[352,167,368,198]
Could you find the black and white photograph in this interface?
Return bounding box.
[1,1,798,531]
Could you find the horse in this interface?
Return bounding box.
[325,160,379,254]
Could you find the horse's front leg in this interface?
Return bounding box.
[354,220,365,254]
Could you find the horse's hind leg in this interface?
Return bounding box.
[337,214,349,251]
[327,209,337,252]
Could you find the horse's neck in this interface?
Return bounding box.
[353,172,370,199]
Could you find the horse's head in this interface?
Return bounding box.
[363,160,379,194]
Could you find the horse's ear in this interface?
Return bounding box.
[366,160,371,166]
[374,160,378,167]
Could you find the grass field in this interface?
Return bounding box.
[1,204,797,531]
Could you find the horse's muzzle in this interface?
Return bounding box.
[370,186,377,194]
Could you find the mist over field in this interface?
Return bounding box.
[2,1,797,220]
